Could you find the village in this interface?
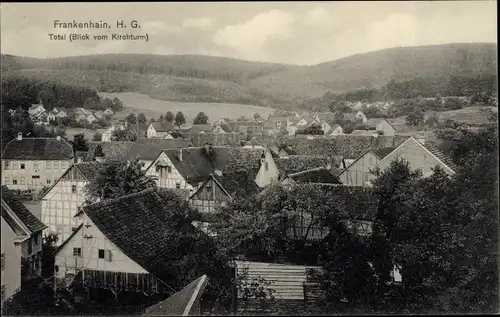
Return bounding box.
[2,91,485,315]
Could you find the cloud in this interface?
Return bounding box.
[213,9,298,60]
[304,7,341,28]
[182,17,213,30]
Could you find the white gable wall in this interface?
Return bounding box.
[255,149,279,188]
[41,179,88,246]
[1,216,22,301]
[55,214,148,279]
[145,152,194,191]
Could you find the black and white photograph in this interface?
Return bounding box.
[0,1,498,315]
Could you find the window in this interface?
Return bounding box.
[1,253,5,271]
[4,177,10,185]
[71,185,77,193]
[12,178,18,185]
[12,162,17,170]
[98,249,105,259]
[4,161,9,170]
[47,180,51,185]
[32,175,39,179]
[167,166,172,173]
[53,161,59,169]
[265,161,269,171]
[20,163,25,170]
[20,177,25,185]
[28,239,33,254]
[34,234,39,245]
[73,247,82,257]
[205,186,212,192]
[46,161,52,169]
[33,162,39,170]
[175,182,181,189]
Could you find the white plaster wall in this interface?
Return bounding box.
[1,217,22,301]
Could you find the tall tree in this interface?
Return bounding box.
[175,111,186,127]
[165,111,174,123]
[72,133,89,152]
[137,112,147,124]
[193,112,209,125]
[126,113,137,124]
[112,97,123,111]
[85,159,157,201]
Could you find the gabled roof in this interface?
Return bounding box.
[189,124,213,135]
[2,137,74,160]
[80,188,212,286]
[287,167,341,184]
[371,147,396,160]
[386,119,414,133]
[366,118,385,128]
[56,223,83,253]
[74,161,103,180]
[276,155,340,177]
[163,148,215,185]
[143,275,208,316]
[214,169,261,197]
[423,143,458,172]
[1,186,47,233]
[244,137,261,147]
[126,138,193,161]
[86,141,134,162]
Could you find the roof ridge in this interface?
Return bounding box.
[83,187,158,212]
[289,166,329,177]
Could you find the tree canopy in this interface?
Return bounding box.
[193,112,209,125]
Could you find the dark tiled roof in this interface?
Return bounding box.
[189,124,213,134]
[371,147,395,160]
[164,148,215,185]
[211,147,264,177]
[189,133,240,147]
[387,119,414,133]
[86,141,134,162]
[423,142,458,172]
[288,168,341,184]
[214,170,261,197]
[366,118,385,128]
[74,162,103,180]
[81,189,214,288]
[143,275,208,316]
[2,137,73,160]
[126,138,193,161]
[276,155,339,177]
[1,186,47,233]
[275,135,409,159]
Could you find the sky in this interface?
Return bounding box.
[0,2,497,65]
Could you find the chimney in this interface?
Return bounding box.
[17,132,22,140]
[417,132,426,145]
[178,148,183,161]
[56,135,61,141]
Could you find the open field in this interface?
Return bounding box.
[435,106,497,125]
[99,92,276,122]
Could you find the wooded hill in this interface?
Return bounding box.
[1,43,496,109]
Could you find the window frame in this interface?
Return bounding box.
[20,163,25,170]
[98,249,105,259]
[71,185,77,193]
[12,178,18,185]
[46,161,52,169]
[4,161,9,170]
[73,247,82,257]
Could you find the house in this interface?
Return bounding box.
[85,141,134,163]
[101,124,126,142]
[2,134,74,193]
[328,124,344,136]
[142,275,208,316]
[276,155,342,179]
[46,112,57,123]
[2,186,47,301]
[147,122,176,138]
[103,108,114,116]
[56,111,68,118]
[75,114,87,123]
[383,119,415,136]
[189,124,214,135]
[337,147,395,186]
[34,112,48,125]
[41,162,102,245]
[125,138,193,168]
[366,118,385,130]
[243,137,263,149]
[234,261,323,314]
[93,111,105,120]
[75,107,92,116]
[343,111,368,123]
[53,189,200,300]
[281,167,341,185]
[189,169,261,215]
[51,108,59,114]
[28,104,46,118]
[373,136,457,179]
[86,113,98,124]
[146,145,279,192]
